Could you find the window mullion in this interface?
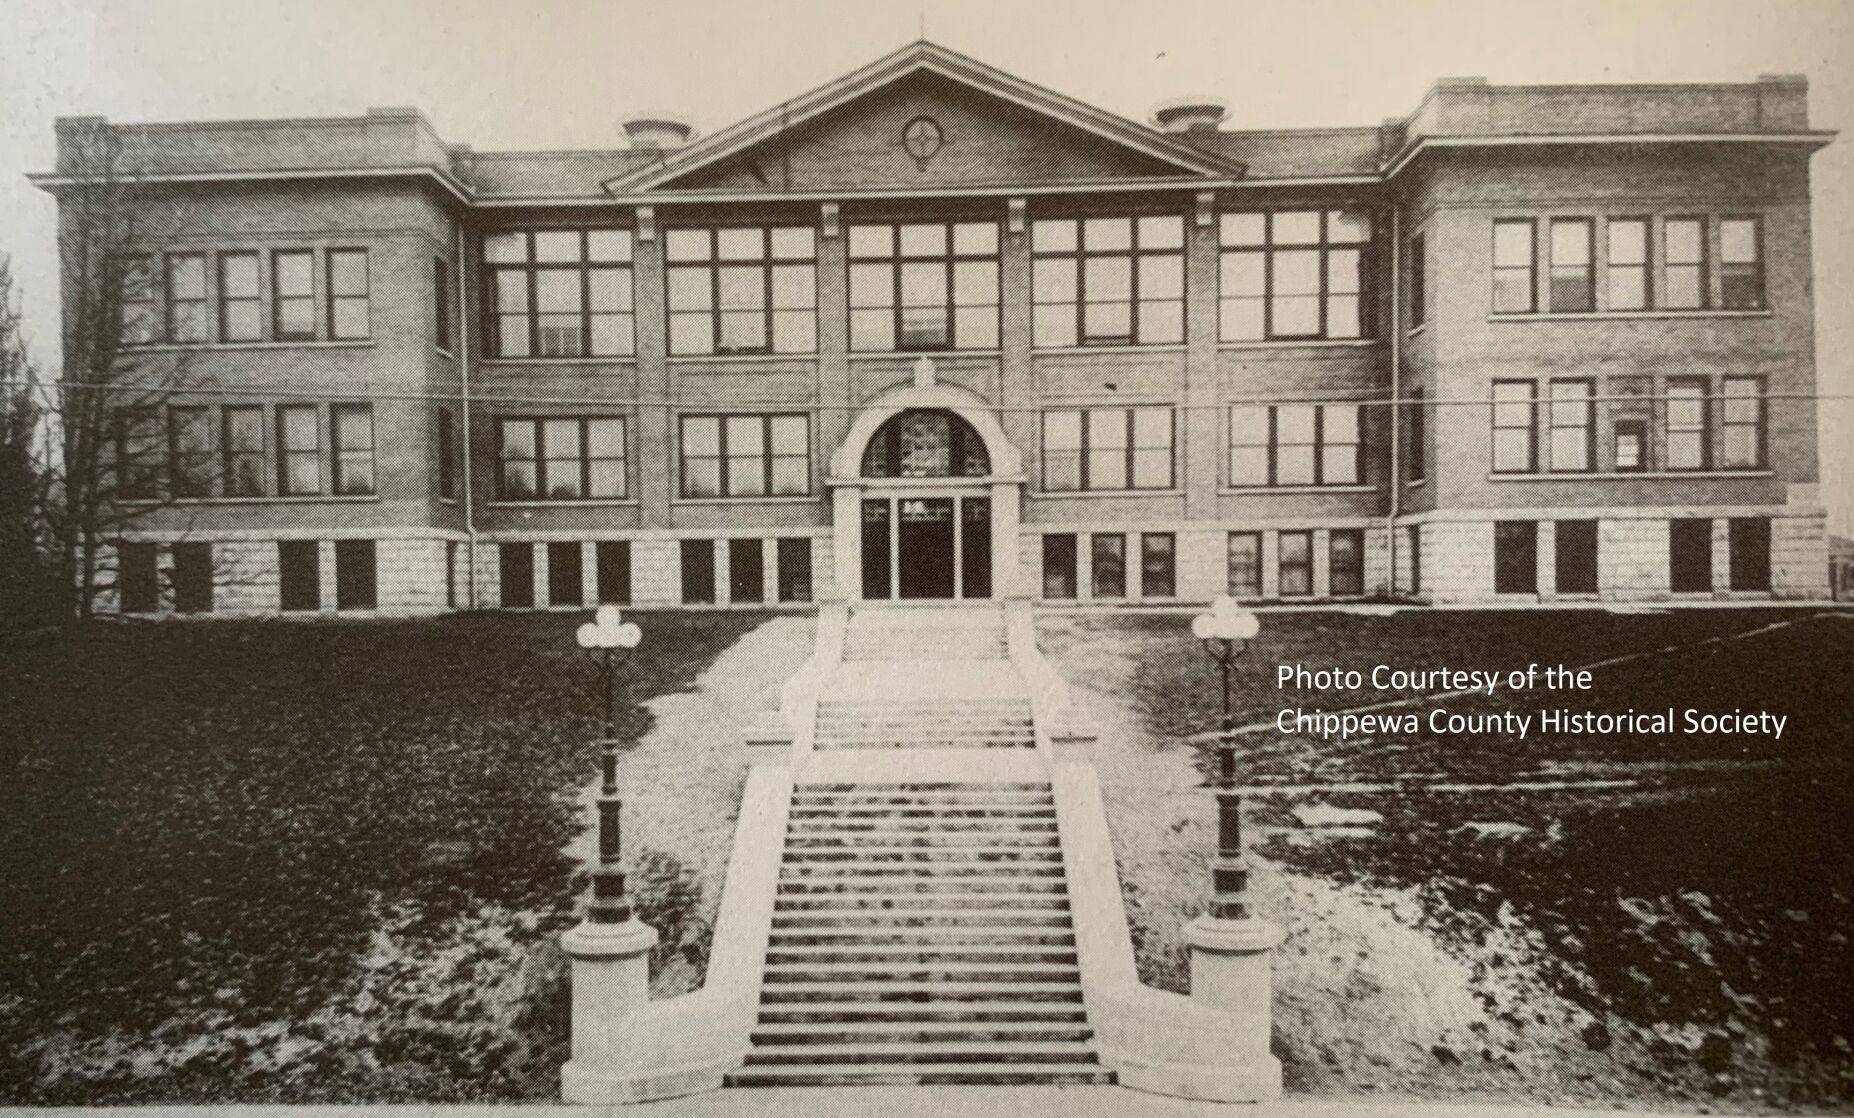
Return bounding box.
[1262,232,1275,341]
[1312,406,1325,485]
[1267,406,1277,486]
[1125,409,1136,489]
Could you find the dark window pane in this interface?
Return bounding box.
[777,537,812,603]
[119,542,158,613]
[335,539,376,610]
[279,540,320,611]
[172,542,212,614]
[1728,518,1770,591]
[1554,521,1598,594]
[1227,532,1262,598]
[1091,533,1126,599]
[1494,521,1538,594]
[1329,530,1364,596]
[1670,518,1713,593]
[729,538,765,603]
[1139,533,1175,598]
[500,543,534,608]
[548,541,583,606]
[596,540,631,604]
[1279,532,1312,597]
[681,539,716,604]
[1042,534,1077,599]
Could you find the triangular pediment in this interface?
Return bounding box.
[604,42,1243,197]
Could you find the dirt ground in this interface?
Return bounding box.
[1037,608,1854,1115]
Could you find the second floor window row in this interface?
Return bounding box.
[119,248,370,346]
[1493,214,1766,315]
[1491,375,1767,474]
[113,401,375,500]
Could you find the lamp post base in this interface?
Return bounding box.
[561,917,657,1104]
[1182,913,1283,1101]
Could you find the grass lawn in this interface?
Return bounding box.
[0,610,772,1104]
[1039,607,1854,1114]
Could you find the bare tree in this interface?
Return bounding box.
[0,255,53,627]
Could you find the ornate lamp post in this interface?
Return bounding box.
[575,605,643,924]
[1191,595,1261,920]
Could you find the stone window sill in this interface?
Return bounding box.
[479,357,637,367]
[128,495,381,505]
[489,499,639,508]
[1488,470,1773,481]
[669,353,819,365]
[1488,309,1771,323]
[1220,485,1375,495]
[1033,488,1185,501]
[670,495,818,506]
[1217,338,1378,351]
[125,340,374,353]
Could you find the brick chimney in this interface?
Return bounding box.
[622,114,696,151]
[1149,96,1230,134]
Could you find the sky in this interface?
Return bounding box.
[1,0,1849,531]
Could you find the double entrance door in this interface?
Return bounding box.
[862,493,991,600]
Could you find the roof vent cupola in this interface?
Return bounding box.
[622,114,696,151]
[1150,96,1230,134]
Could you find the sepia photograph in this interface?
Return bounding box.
[0,1,1850,1115]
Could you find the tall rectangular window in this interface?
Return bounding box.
[1227,403,1362,487]
[1548,380,1594,472]
[437,407,456,500]
[1042,534,1077,599]
[484,229,634,357]
[1548,218,1594,312]
[1491,381,1537,473]
[165,253,208,343]
[172,542,212,614]
[667,225,817,355]
[218,252,260,341]
[278,540,320,611]
[118,254,158,345]
[499,543,534,608]
[1033,215,1185,347]
[168,405,214,498]
[445,541,457,609]
[1408,386,1426,482]
[1278,531,1312,597]
[1140,533,1176,598]
[678,413,808,498]
[596,540,631,604]
[1218,209,1370,341]
[1493,521,1538,594]
[776,538,812,603]
[1720,217,1764,310]
[1329,529,1365,596]
[1090,533,1126,598]
[334,539,376,610]
[1665,377,1710,470]
[327,249,370,340]
[1227,532,1262,598]
[222,405,265,497]
[728,538,765,604]
[1728,518,1770,591]
[547,541,583,607]
[496,417,627,500]
[1555,520,1598,595]
[1407,525,1421,594]
[434,256,454,350]
[1669,518,1713,592]
[277,404,320,496]
[1408,230,1426,329]
[847,222,998,352]
[1615,419,1647,472]
[116,409,163,500]
[1040,406,1173,491]
[1492,219,1536,314]
[330,403,376,496]
[1607,218,1650,311]
[118,541,158,613]
[1663,218,1708,310]
[680,539,716,604]
[272,249,315,340]
[1721,376,1765,469]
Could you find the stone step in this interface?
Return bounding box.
[769,927,1075,945]
[756,1001,1089,1023]
[772,904,1072,922]
[766,945,1079,965]
[790,793,1053,806]
[759,980,1082,1003]
[779,863,1066,880]
[787,819,1058,834]
[785,832,1058,847]
[762,961,1080,982]
[750,1021,1093,1044]
[776,878,1068,895]
[782,846,1062,861]
[788,808,1057,822]
[812,739,1034,750]
[723,1063,1114,1087]
[741,1039,1098,1066]
[794,782,1049,792]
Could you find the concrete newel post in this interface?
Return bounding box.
[1182,912,1284,1095]
[560,918,658,1102]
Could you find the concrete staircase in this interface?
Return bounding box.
[725,780,1113,1086]
[812,698,1035,750]
[840,609,1010,662]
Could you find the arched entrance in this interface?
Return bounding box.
[828,379,1024,603]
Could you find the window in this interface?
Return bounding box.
[168,406,214,498]
[777,538,812,603]
[1669,518,1713,592]
[279,540,319,611]
[1548,380,1594,472]
[667,225,817,355]
[1722,377,1765,469]
[1227,403,1362,487]
[1041,534,1077,599]
[119,541,158,614]
[1033,215,1185,347]
[1728,518,1770,591]
[165,253,208,342]
[1278,531,1312,597]
[680,540,716,604]
[728,538,765,603]
[1555,520,1598,595]
[1227,532,1262,598]
[277,405,320,495]
[434,256,453,350]
[222,406,264,497]
[1615,419,1646,472]
[484,229,634,357]
[173,542,212,614]
[861,409,990,478]
[597,540,631,604]
[1408,231,1426,329]
[1663,218,1707,310]
[1407,525,1421,594]
[218,252,260,341]
[1408,386,1426,482]
[272,250,315,340]
[548,541,583,607]
[847,222,998,351]
[1720,218,1764,310]
[1607,218,1650,311]
[1218,209,1369,341]
[499,543,534,608]
[327,249,370,340]
[1548,218,1594,312]
[118,255,157,345]
[1041,406,1172,491]
[1665,378,1710,470]
[437,407,456,500]
[115,409,162,500]
[335,539,376,610]
[1330,529,1364,596]
[1140,533,1176,598]
[1493,521,1538,594]
[1091,533,1126,598]
[679,414,808,498]
[1491,381,1536,473]
[496,417,627,500]
[445,541,458,609]
[330,403,375,496]
[1492,219,1536,313]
